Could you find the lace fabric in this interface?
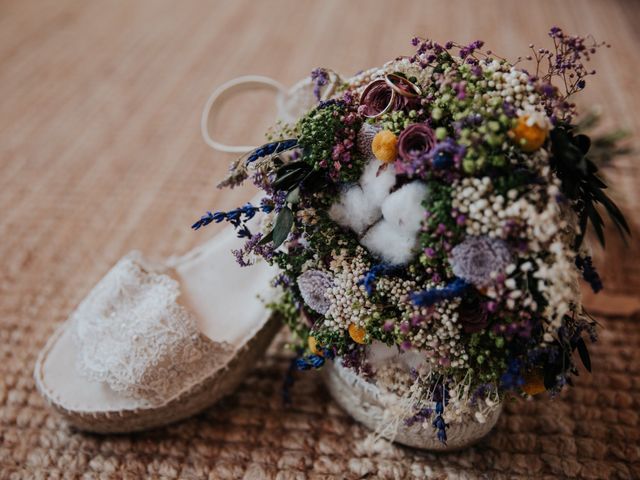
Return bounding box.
[72,252,234,406]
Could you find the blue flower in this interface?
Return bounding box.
[358,264,400,296]
[192,202,265,235]
[411,277,470,307]
[295,354,325,370]
[500,358,525,390]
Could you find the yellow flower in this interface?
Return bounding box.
[348,324,367,344]
[371,130,398,164]
[308,336,322,356]
[510,115,548,153]
[522,369,546,396]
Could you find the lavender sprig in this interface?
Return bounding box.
[191,201,274,238]
[246,139,298,165]
[411,278,470,307]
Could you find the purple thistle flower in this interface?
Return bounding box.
[449,236,512,288]
[297,270,333,314]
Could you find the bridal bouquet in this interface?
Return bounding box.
[194,28,628,445]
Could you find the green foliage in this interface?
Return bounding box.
[296,103,365,183]
[418,180,461,267]
[549,125,630,247]
[268,290,307,343]
[466,330,509,384]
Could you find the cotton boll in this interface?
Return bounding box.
[329,185,382,235]
[399,350,426,371]
[381,181,429,234]
[360,219,418,265]
[367,341,400,371]
[360,158,397,205]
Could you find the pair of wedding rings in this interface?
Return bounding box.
[360,73,422,118]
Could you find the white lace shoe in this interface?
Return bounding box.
[34,74,338,433]
[34,226,280,433]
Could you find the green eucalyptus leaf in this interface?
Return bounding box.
[272,169,306,191]
[272,207,294,248]
[575,337,592,372]
[287,187,300,204]
[257,229,273,246]
[586,203,605,247]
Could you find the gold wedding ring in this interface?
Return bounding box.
[360,79,395,118]
[360,75,422,119]
[384,73,422,98]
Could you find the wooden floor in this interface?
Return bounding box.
[1,1,639,478]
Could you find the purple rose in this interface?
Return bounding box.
[458,301,489,334]
[397,123,436,161]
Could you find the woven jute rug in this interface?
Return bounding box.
[2,1,640,478]
[1,313,639,479]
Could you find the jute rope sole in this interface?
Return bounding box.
[34,315,281,433]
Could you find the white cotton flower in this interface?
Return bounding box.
[361,181,428,265]
[328,158,396,235]
[380,181,428,234]
[328,186,380,235]
[328,160,428,265]
[360,158,397,205]
[360,219,418,265]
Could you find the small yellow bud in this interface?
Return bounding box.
[348,324,367,344]
[371,130,398,164]
[522,369,546,396]
[308,336,322,356]
[510,115,548,153]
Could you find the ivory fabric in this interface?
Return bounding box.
[2,0,640,478]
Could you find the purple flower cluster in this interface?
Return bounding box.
[232,232,275,267]
[530,27,608,120]
[328,111,359,180]
[311,68,329,102]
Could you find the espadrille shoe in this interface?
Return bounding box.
[35,73,339,433]
[34,225,280,433]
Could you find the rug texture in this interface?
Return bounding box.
[1,1,640,478]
